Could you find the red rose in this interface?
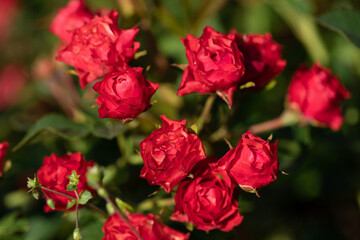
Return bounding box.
[214,131,278,192]
[140,115,206,193]
[36,152,94,212]
[232,31,286,89]
[102,213,189,240]
[0,65,26,111]
[171,164,243,231]
[49,0,94,43]
[287,63,350,131]
[177,26,245,108]
[0,0,18,44]
[57,13,140,88]
[93,65,158,121]
[0,141,9,177]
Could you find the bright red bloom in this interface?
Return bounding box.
[233,31,286,89]
[0,65,26,111]
[93,65,158,121]
[171,163,243,231]
[287,63,350,131]
[140,115,206,192]
[36,152,94,212]
[49,0,94,43]
[102,213,189,240]
[215,131,278,192]
[0,141,9,177]
[57,13,140,88]
[177,26,245,108]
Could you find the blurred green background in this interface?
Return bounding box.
[0,0,359,239]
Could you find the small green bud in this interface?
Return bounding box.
[86,165,102,189]
[67,170,80,191]
[32,189,39,200]
[73,228,81,240]
[106,203,114,215]
[97,188,108,198]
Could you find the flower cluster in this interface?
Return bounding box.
[52,0,157,121]
[140,116,279,231]
[178,26,286,108]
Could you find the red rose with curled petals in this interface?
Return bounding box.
[56,13,140,88]
[232,31,286,89]
[36,152,94,212]
[214,131,278,193]
[177,26,245,108]
[49,0,94,43]
[171,163,243,231]
[93,65,158,121]
[140,115,206,193]
[287,63,350,131]
[102,213,189,240]
[0,141,9,177]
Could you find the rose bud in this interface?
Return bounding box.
[287,63,350,131]
[93,65,159,121]
[140,115,206,193]
[232,31,286,89]
[177,26,245,108]
[36,152,94,212]
[102,213,189,240]
[171,163,243,232]
[57,13,140,88]
[0,141,9,177]
[49,0,94,43]
[214,131,278,194]
[0,65,26,111]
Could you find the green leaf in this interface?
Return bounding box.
[13,114,91,151]
[0,212,29,238]
[66,199,77,210]
[318,9,360,48]
[46,199,55,210]
[79,191,93,205]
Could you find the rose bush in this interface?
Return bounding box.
[56,13,140,88]
[214,131,278,193]
[102,213,189,240]
[93,65,159,121]
[171,163,243,231]
[232,31,286,90]
[0,141,9,177]
[287,63,350,131]
[49,0,93,43]
[140,115,206,192]
[177,26,245,108]
[36,152,94,212]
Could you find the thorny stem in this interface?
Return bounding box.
[39,186,108,218]
[197,94,216,133]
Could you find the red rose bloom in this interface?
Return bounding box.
[287,63,350,131]
[214,131,278,192]
[102,213,189,240]
[36,152,94,212]
[57,13,140,88]
[93,65,158,121]
[0,65,26,111]
[0,141,9,177]
[171,164,243,231]
[177,26,245,108]
[233,31,286,89]
[140,115,206,193]
[49,0,93,43]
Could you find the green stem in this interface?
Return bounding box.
[197,94,216,133]
[40,186,108,218]
[74,190,80,229]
